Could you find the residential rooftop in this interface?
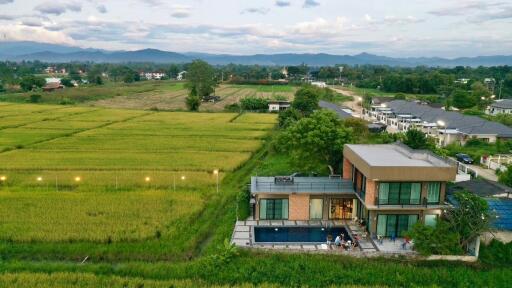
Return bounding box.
[490,99,512,109]
[250,176,354,195]
[387,100,512,137]
[319,100,353,119]
[344,143,452,168]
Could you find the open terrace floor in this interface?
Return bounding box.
[231,219,417,256]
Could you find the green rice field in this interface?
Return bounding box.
[0,103,276,244]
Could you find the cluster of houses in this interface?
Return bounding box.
[363,99,512,146]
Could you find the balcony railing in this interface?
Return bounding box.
[375,197,441,208]
[253,181,354,194]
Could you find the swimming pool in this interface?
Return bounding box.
[254,226,352,243]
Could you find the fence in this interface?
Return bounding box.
[481,155,511,172]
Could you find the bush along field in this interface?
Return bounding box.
[0,103,510,287]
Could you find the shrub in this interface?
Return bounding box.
[240,97,269,111]
[224,103,241,113]
[479,239,512,267]
[29,94,42,103]
[407,221,463,256]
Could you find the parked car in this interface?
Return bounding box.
[456,153,474,164]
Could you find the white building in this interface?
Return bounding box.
[363,100,512,146]
[268,101,291,112]
[486,99,512,115]
[177,71,187,80]
[140,72,166,80]
[311,81,327,88]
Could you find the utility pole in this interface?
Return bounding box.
[499,80,504,100]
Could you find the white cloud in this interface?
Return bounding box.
[0,0,14,4]
[0,24,74,44]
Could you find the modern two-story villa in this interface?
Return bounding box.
[250,143,457,238]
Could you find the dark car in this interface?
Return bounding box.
[456,153,474,164]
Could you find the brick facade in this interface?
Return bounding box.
[342,158,352,180]
[289,194,310,220]
[365,179,376,205]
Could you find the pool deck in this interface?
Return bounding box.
[231,219,384,255]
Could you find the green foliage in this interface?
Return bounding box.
[277,110,353,174]
[445,191,492,248]
[29,94,42,103]
[403,129,430,149]
[185,60,216,111]
[224,103,241,113]
[277,108,302,128]
[87,69,104,85]
[498,165,512,187]
[479,239,512,267]
[20,75,45,91]
[60,78,74,88]
[292,86,320,116]
[344,118,369,139]
[394,93,406,100]
[407,221,463,256]
[240,97,269,111]
[185,95,201,111]
[451,89,476,109]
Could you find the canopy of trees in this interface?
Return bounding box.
[276,110,353,175]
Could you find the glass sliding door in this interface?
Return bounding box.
[377,214,419,237]
[309,199,323,220]
[259,199,289,220]
[427,182,441,204]
[378,182,422,205]
[329,198,353,220]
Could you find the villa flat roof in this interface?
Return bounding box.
[251,177,355,195]
[345,144,451,168]
[343,143,457,181]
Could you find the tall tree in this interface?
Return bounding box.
[185,60,216,111]
[292,86,320,116]
[277,110,353,174]
[403,129,430,150]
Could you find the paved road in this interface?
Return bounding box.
[466,163,498,182]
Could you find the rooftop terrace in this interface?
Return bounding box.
[251,176,355,194]
[345,143,452,168]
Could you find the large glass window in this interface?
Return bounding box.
[259,199,288,220]
[377,214,418,237]
[329,198,353,220]
[427,182,441,204]
[425,214,438,227]
[309,199,323,220]
[378,182,421,205]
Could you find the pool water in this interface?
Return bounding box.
[254,226,352,243]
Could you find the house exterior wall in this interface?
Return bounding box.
[289,194,310,220]
[365,179,377,206]
[342,158,352,180]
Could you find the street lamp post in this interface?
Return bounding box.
[437,120,447,147]
[213,169,219,193]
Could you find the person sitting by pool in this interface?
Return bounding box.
[326,234,333,245]
[334,235,342,247]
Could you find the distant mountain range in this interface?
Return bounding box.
[1,41,512,67]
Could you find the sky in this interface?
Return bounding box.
[0,0,511,57]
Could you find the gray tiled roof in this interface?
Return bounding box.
[387,100,512,137]
[491,99,512,109]
[319,100,353,119]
